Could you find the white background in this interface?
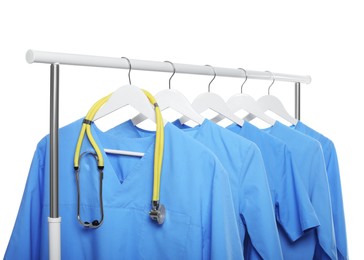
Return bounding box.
[0,0,362,258]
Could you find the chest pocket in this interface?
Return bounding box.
[138,208,191,259]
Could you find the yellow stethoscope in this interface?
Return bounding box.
[74,89,165,228]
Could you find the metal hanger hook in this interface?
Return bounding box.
[265,70,276,95]
[121,57,132,85]
[205,65,216,92]
[164,61,175,90]
[238,68,248,94]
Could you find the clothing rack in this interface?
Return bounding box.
[25,49,311,260]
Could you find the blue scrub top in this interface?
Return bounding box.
[227,121,320,258]
[293,121,348,260]
[5,118,243,260]
[113,119,283,260]
[263,121,338,260]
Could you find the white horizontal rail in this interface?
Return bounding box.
[26,49,311,84]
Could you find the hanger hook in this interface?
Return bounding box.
[265,70,275,95]
[121,57,132,85]
[164,61,176,90]
[238,68,248,94]
[205,65,216,92]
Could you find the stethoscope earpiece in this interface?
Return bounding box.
[82,220,100,228]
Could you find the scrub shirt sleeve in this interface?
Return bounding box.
[325,141,348,259]
[5,140,46,260]
[275,147,320,241]
[311,145,338,260]
[239,144,283,260]
[203,159,244,260]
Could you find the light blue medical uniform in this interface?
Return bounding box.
[293,121,348,260]
[5,118,243,260]
[113,119,283,260]
[262,120,338,260]
[227,121,321,259]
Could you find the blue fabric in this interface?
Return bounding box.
[114,119,283,260]
[227,121,320,257]
[5,118,243,260]
[262,121,338,260]
[292,121,348,260]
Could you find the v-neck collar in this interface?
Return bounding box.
[85,121,164,206]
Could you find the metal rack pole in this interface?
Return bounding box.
[50,63,59,219]
[49,63,61,260]
[295,82,301,120]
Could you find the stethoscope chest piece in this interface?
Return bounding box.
[149,201,166,225]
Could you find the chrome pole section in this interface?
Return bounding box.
[295,82,301,120]
[50,63,59,218]
[49,63,61,260]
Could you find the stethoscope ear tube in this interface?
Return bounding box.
[74,95,111,170]
[75,151,104,229]
[74,95,110,229]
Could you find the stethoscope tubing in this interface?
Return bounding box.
[73,89,165,228]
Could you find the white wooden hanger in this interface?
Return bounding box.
[95,86,149,155]
[93,83,160,125]
[211,68,275,125]
[132,61,204,125]
[244,71,298,125]
[226,94,276,125]
[93,58,161,123]
[180,65,243,126]
[93,57,163,157]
